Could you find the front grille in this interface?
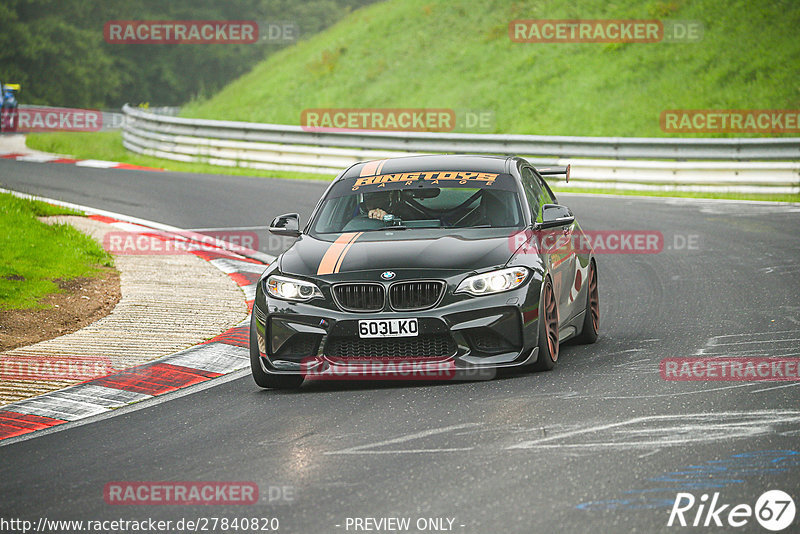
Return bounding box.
[389,281,445,311]
[333,283,385,312]
[325,334,457,359]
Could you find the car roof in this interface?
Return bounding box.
[339,155,515,180]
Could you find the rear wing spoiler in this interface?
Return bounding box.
[535,164,570,183]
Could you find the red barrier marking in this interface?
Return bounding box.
[229,272,260,287]
[0,411,66,440]
[87,214,120,224]
[0,154,163,171]
[91,363,221,396]
[190,249,260,263]
[114,163,164,171]
[203,325,250,348]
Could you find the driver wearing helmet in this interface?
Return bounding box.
[362,191,399,220]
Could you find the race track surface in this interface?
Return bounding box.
[2,160,800,533]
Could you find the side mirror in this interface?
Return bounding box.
[269,213,301,237]
[537,204,575,230]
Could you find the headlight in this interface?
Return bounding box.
[455,267,528,296]
[265,275,323,302]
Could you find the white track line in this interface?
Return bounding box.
[557,192,800,205]
[324,423,479,455]
[1,369,251,447]
[189,226,271,231]
[750,382,800,394]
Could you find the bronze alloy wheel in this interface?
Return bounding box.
[588,262,599,332]
[543,280,559,362]
[574,260,600,345]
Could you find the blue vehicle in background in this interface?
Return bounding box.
[0,81,20,132]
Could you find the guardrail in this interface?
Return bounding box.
[122,104,800,194]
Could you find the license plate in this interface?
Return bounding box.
[358,318,418,338]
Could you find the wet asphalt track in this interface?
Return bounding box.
[2,159,800,533]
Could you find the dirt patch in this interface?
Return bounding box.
[0,267,120,352]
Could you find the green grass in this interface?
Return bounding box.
[21,197,84,218]
[0,192,114,310]
[181,0,800,138]
[25,0,800,202]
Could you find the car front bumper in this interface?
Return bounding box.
[252,278,544,377]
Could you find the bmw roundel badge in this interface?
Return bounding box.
[381,271,396,280]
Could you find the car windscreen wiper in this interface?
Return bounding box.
[359,225,409,232]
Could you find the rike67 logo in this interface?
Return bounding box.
[668,490,796,531]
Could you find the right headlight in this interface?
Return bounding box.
[265,275,323,302]
[455,267,529,296]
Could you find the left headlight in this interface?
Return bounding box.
[265,275,323,302]
[455,267,529,296]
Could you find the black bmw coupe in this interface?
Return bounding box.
[250,155,599,388]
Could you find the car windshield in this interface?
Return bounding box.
[310,171,523,234]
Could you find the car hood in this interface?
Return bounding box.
[279,231,517,277]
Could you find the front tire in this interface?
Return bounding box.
[249,313,304,389]
[532,277,559,371]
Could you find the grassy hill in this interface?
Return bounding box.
[181,0,800,137]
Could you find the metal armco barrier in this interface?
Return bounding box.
[122,104,800,193]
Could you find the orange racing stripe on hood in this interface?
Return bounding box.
[360,159,388,177]
[317,232,363,275]
[334,232,363,273]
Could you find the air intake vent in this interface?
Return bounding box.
[325,334,457,359]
